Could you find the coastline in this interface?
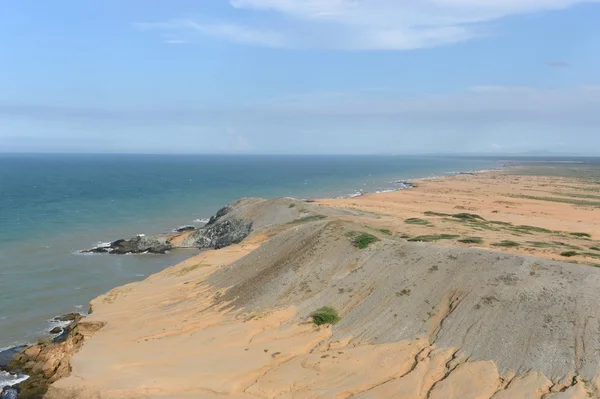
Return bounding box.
[1,165,501,396]
[5,163,600,398]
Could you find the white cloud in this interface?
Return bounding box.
[221,0,599,49]
[137,19,286,48]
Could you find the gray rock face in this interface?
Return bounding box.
[206,205,231,226]
[191,218,253,249]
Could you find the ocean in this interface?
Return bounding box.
[0,154,501,361]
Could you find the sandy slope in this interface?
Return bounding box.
[43,170,600,398]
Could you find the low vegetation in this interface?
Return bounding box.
[561,251,579,257]
[288,215,327,224]
[492,240,520,248]
[424,211,451,217]
[554,192,600,200]
[377,229,393,236]
[452,213,485,221]
[510,194,600,207]
[527,241,553,248]
[405,218,431,225]
[408,234,460,242]
[590,247,600,251]
[515,225,553,234]
[459,237,484,244]
[310,306,341,326]
[570,232,592,238]
[488,221,513,226]
[288,203,296,208]
[347,232,379,249]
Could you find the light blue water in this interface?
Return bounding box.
[0,154,501,350]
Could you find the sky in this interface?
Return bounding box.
[1,0,600,155]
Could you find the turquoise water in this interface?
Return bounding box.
[0,154,501,351]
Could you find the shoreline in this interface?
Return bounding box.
[7,162,600,398]
[0,164,505,396]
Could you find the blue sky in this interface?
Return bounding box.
[1,0,600,154]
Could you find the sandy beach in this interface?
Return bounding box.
[9,165,600,399]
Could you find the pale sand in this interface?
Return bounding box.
[44,170,600,398]
[319,170,600,263]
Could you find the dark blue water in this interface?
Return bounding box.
[0,154,501,356]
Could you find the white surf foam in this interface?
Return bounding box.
[193,218,210,224]
[0,371,29,389]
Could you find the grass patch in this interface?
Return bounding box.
[510,194,600,207]
[554,192,600,200]
[488,221,513,226]
[459,237,484,244]
[452,213,485,221]
[583,252,600,260]
[310,307,341,326]
[561,251,579,257]
[405,218,431,226]
[350,232,379,249]
[527,241,554,248]
[424,211,451,217]
[590,247,600,251]
[569,232,592,238]
[288,203,296,208]
[552,241,581,250]
[492,240,520,248]
[408,234,460,242]
[377,229,393,236]
[288,215,327,224]
[514,225,553,234]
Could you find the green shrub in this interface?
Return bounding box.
[492,240,520,248]
[561,251,579,257]
[459,237,484,244]
[378,229,393,236]
[311,307,341,326]
[405,218,431,225]
[570,232,592,238]
[289,203,296,208]
[288,215,326,224]
[515,225,553,234]
[424,211,451,217]
[452,213,485,221]
[408,234,460,242]
[527,241,553,248]
[352,233,379,249]
[488,221,513,226]
[590,247,600,251]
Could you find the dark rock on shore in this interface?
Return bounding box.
[83,235,172,255]
[1,387,18,399]
[83,201,256,254]
[53,313,81,323]
[48,327,62,335]
[174,225,196,233]
[0,346,26,370]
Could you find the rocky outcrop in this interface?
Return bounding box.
[83,235,172,255]
[183,218,253,249]
[7,316,105,399]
